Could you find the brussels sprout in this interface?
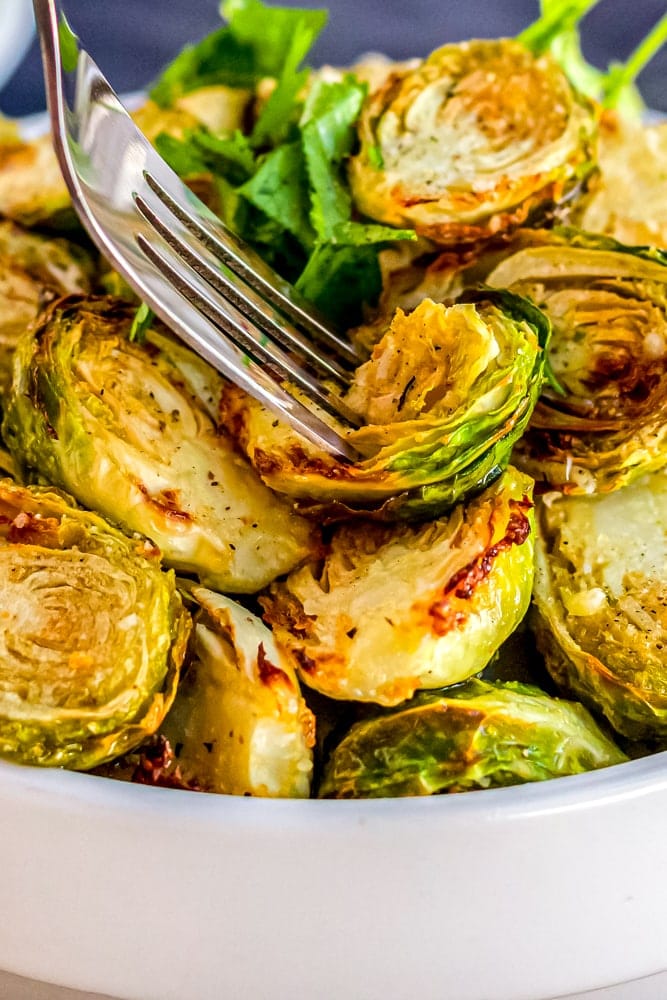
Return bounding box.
[262,467,535,706]
[221,291,550,520]
[319,678,626,798]
[0,221,95,396]
[133,86,251,143]
[0,132,74,229]
[3,295,316,593]
[161,587,314,797]
[531,472,667,739]
[580,112,667,250]
[0,479,190,769]
[0,89,249,231]
[485,228,667,494]
[348,38,597,247]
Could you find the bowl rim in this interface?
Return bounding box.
[1,748,666,826]
[6,104,667,833]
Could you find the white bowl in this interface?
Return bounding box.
[1,753,666,1000]
[0,1,34,91]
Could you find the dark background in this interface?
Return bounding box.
[1,0,666,117]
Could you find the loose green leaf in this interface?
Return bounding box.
[301,78,367,239]
[128,302,154,344]
[296,243,384,327]
[239,143,315,249]
[331,221,416,246]
[150,29,257,106]
[250,19,316,148]
[194,129,256,181]
[154,133,209,177]
[301,77,366,160]
[150,0,326,107]
[303,129,351,240]
[221,0,327,79]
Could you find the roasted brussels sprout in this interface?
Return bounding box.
[133,85,251,143]
[0,132,74,229]
[0,89,249,231]
[532,472,667,738]
[485,228,667,494]
[221,291,550,520]
[348,38,597,247]
[318,678,626,798]
[3,296,316,593]
[580,112,667,250]
[0,221,95,396]
[0,479,190,768]
[262,467,535,705]
[161,587,314,797]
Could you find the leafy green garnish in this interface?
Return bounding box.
[222,0,327,79]
[295,244,384,329]
[154,1,415,328]
[250,14,327,147]
[239,143,316,248]
[129,303,154,344]
[521,0,667,117]
[301,77,366,240]
[157,129,256,186]
[150,29,258,106]
[150,0,326,108]
[518,0,602,56]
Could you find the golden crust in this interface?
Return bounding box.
[580,110,667,249]
[349,39,597,247]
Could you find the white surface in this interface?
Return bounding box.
[0,1,34,90]
[0,969,667,1000]
[1,755,667,1000]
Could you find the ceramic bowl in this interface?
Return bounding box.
[0,1,34,92]
[0,753,666,1000]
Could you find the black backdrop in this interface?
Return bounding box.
[1,0,666,117]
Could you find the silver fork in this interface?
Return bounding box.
[33,0,362,461]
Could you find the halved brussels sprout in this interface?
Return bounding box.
[485,228,667,494]
[0,132,74,229]
[318,678,626,798]
[0,88,249,231]
[580,111,667,250]
[133,85,251,143]
[3,295,316,593]
[221,291,550,520]
[348,38,597,247]
[0,479,190,768]
[161,587,314,797]
[532,473,667,738]
[0,221,95,395]
[262,466,535,706]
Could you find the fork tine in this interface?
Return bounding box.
[142,171,362,369]
[133,184,353,389]
[135,231,363,429]
[33,0,362,461]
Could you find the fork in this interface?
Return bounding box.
[33,0,362,461]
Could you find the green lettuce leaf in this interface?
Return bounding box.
[150,0,326,107]
[239,142,315,248]
[151,1,414,329]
